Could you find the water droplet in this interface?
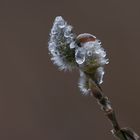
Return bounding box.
[55,16,66,29]
[98,40,101,45]
[96,67,104,84]
[55,51,59,55]
[58,24,65,29]
[106,59,109,64]
[99,49,106,57]
[64,25,72,37]
[87,50,92,56]
[58,20,66,28]
[95,50,100,54]
[99,78,103,84]
[49,42,57,49]
[51,27,57,35]
[66,37,73,44]
[48,42,57,54]
[55,16,63,22]
[75,49,86,65]
[70,42,76,49]
[99,70,104,84]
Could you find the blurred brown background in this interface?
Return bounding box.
[0,0,140,140]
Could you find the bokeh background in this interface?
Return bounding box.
[0,0,140,140]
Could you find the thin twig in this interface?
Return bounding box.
[88,78,139,140]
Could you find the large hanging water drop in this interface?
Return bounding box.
[70,41,78,49]
[57,18,66,28]
[75,48,86,65]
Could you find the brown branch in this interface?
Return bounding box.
[88,78,139,140]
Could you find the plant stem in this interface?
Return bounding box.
[88,78,139,140]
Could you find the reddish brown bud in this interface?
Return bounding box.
[77,33,96,44]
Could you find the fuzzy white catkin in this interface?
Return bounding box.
[75,34,108,94]
[48,16,77,71]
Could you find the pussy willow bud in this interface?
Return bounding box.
[48,16,77,71]
[76,33,109,94]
